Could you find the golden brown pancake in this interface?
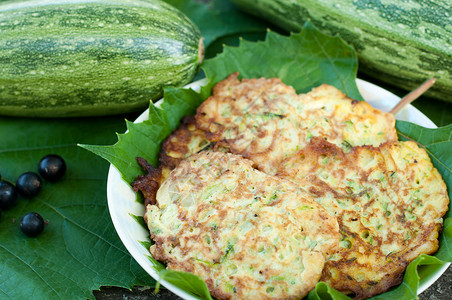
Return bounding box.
[145,151,340,299]
[277,137,449,299]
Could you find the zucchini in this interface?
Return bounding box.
[231,0,452,102]
[0,0,203,117]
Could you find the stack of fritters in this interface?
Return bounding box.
[196,73,397,174]
[277,137,449,298]
[133,73,449,299]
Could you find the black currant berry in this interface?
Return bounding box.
[16,172,42,198]
[38,154,66,182]
[0,180,18,210]
[20,212,45,237]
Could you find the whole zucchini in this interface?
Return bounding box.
[0,0,203,117]
[231,0,452,102]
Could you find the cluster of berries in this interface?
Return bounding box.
[0,154,66,237]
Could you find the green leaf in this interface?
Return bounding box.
[0,116,154,299]
[202,22,362,100]
[145,254,166,273]
[163,0,271,47]
[79,118,161,184]
[79,86,204,184]
[160,86,205,130]
[307,282,351,300]
[437,218,452,262]
[157,269,213,300]
[130,214,147,230]
[203,31,268,60]
[370,255,446,300]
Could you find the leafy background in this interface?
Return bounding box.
[0,116,152,299]
[0,0,450,299]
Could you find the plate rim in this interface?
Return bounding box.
[106,78,449,299]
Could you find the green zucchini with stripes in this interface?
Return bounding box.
[231,0,452,102]
[0,0,204,117]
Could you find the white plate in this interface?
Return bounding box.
[106,78,449,299]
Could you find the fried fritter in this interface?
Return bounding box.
[277,137,449,299]
[145,151,340,300]
[195,73,397,175]
[132,116,213,206]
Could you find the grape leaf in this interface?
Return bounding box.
[0,116,154,299]
[307,282,352,300]
[157,269,213,300]
[80,86,204,184]
[82,21,451,300]
[202,21,362,100]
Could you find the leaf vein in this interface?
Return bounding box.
[0,286,13,299]
[311,33,348,94]
[41,200,131,256]
[61,220,125,286]
[0,244,60,297]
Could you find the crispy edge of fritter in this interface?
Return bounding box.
[132,157,161,206]
[277,137,449,299]
[132,116,212,207]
